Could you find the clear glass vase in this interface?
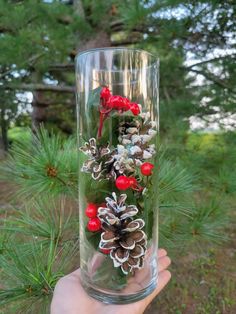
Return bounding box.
[75,48,159,304]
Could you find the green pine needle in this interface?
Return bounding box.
[1,197,77,243]
[0,235,79,310]
[0,128,78,199]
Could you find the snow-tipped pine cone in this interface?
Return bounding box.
[118,115,157,165]
[98,193,147,275]
[79,138,116,180]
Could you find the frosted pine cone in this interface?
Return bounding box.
[79,138,115,180]
[118,116,157,166]
[98,193,147,275]
[80,138,136,180]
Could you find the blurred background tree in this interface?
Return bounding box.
[1,0,235,149]
[0,1,236,313]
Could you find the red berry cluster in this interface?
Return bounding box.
[98,87,141,138]
[115,175,141,191]
[115,164,155,192]
[85,203,101,232]
[100,87,141,116]
[85,202,111,254]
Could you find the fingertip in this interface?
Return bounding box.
[158,255,171,273]
[158,248,167,257]
[164,256,171,267]
[161,269,171,281]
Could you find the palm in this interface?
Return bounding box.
[51,249,171,314]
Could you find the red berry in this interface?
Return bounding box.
[122,97,131,111]
[140,162,154,176]
[100,248,111,254]
[107,96,131,111]
[129,177,137,189]
[100,87,111,101]
[87,218,101,232]
[130,103,141,115]
[107,95,123,110]
[115,176,131,190]
[85,203,98,218]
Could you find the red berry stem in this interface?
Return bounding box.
[98,111,105,139]
[97,99,108,139]
[97,109,112,139]
[97,98,105,139]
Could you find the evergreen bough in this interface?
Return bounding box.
[0,128,227,312]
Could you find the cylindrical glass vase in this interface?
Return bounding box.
[75,48,159,304]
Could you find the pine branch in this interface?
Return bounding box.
[49,63,74,71]
[185,54,236,69]
[1,197,77,243]
[181,64,236,95]
[1,128,229,258]
[1,128,197,202]
[159,198,228,249]
[0,128,231,311]
[158,154,197,201]
[0,54,45,79]
[33,96,74,107]
[186,68,233,91]
[112,38,142,46]
[0,128,78,199]
[0,237,79,309]
[3,84,74,93]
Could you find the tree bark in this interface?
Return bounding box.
[31,91,47,131]
[0,105,9,151]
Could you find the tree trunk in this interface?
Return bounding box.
[31,91,47,131]
[31,1,112,131]
[0,137,5,159]
[73,0,112,53]
[0,105,9,151]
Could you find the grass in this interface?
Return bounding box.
[8,127,31,144]
[147,234,236,313]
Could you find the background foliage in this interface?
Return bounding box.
[0,0,236,313]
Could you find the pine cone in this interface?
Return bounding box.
[112,145,136,174]
[98,193,147,275]
[118,115,157,166]
[79,138,115,180]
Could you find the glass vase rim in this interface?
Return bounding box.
[75,47,159,73]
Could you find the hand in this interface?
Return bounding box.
[51,249,171,314]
